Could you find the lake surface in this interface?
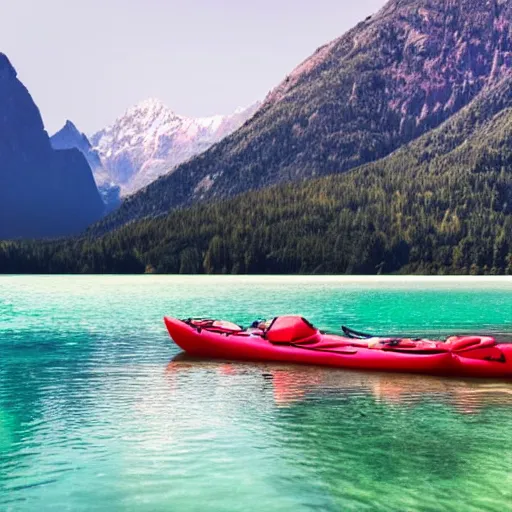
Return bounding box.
[1,275,512,511]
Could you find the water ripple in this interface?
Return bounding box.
[1,276,512,511]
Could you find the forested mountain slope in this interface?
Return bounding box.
[3,74,512,274]
[91,0,512,234]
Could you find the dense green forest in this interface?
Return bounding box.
[2,165,510,275]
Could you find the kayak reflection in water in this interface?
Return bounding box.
[165,356,512,415]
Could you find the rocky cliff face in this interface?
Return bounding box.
[265,0,512,134]
[93,0,512,233]
[0,53,105,239]
[90,99,260,196]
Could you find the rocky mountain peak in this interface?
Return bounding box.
[0,53,16,80]
[122,98,179,125]
[50,120,121,214]
[63,119,79,131]
[265,0,512,116]
[52,120,91,151]
[0,53,105,239]
[89,100,260,196]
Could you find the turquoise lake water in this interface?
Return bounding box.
[1,275,512,511]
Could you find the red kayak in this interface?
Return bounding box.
[163,315,512,379]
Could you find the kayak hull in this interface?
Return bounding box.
[163,317,512,379]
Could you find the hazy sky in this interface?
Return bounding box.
[1,0,387,135]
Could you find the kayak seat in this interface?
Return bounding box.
[264,316,320,344]
[183,318,244,334]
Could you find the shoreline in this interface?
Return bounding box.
[2,274,512,288]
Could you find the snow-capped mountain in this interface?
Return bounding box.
[90,99,261,196]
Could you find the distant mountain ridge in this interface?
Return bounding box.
[51,120,103,172]
[50,121,121,212]
[0,53,105,240]
[89,99,260,196]
[92,0,512,234]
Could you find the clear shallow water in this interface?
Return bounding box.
[1,275,512,511]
